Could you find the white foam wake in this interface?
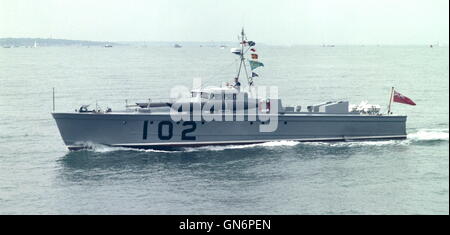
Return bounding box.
[80,143,173,153]
[183,140,300,152]
[407,129,449,141]
[302,140,402,147]
[77,128,448,153]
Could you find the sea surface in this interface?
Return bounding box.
[0,45,448,214]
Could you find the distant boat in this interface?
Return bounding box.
[230,47,242,55]
[220,45,227,49]
[430,41,440,48]
[174,44,182,48]
[2,45,11,48]
[104,44,113,48]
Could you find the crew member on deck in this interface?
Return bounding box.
[233,77,241,91]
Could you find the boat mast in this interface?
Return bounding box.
[235,28,251,87]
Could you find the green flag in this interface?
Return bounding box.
[249,60,264,70]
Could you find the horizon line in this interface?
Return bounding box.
[1,37,448,47]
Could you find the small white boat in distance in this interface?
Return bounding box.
[230,47,242,55]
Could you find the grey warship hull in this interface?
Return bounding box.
[52,112,407,150]
[51,30,410,151]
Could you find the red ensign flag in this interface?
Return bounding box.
[393,90,416,106]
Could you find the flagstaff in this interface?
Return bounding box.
[388,87,416,115]
[387,87,394,115]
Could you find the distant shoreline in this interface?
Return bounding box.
[1,38,447,48]
[0,38,238,48]
[0,38,117,47]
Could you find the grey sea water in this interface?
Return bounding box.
[0,45,448,214]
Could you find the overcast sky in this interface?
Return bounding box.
[1,0,448,45]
